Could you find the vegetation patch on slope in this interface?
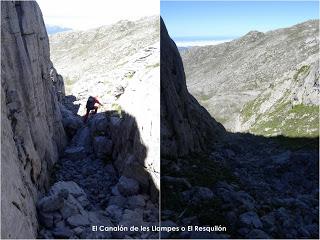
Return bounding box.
[293,65,310,81]
[240,93,271,122]
[249,102,319,137]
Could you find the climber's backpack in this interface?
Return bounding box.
[86,96,95,109]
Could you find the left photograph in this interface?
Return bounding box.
[1,0,160,239]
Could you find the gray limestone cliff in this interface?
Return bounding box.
[1,1,67,238]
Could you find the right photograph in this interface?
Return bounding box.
[160,1,319,239]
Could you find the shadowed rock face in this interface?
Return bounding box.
[160,18,225,159]
[1,1,67,238]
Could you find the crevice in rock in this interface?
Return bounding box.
[36,97,159,239]
[12,201,22,212]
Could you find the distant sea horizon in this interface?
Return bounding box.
[173,36,238,47]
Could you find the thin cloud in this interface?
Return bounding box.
[37,0,159,30]
[175,39,232,47]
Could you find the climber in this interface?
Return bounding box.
[84,96,103,122]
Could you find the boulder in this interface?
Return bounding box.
[108,195,127,208]
[127,195,146,209]
[52,212,63,224]
[72,227,85,236]
[60,199,80,219]
[37,190,67,213]
[234,191,256,211]
[239,211,263,229]
[182,186,214,204]
[261,212,276,229]
[77,195,90,208]
[93,136,113,159]
[111,185,121,196]
[88,211,113,227]
[50,181,86,198]
[106,205,123,222]
[52,226,74,238]
[66,214,90,227]
[88,113,109,135]
[64,147,86,160]
[117,176,140,196]
[71,126,91,150]
[109,116,121,127]
[53,191,87,219]
[119,209,145,230]
[60,103,83,137]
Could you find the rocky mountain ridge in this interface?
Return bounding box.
[181,19,319,136]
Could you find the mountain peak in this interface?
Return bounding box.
[241,30,265,41]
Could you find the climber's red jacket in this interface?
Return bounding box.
[84,96,103,122]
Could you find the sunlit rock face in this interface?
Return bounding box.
[1,1,67,238]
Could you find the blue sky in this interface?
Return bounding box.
[161,1,319,41]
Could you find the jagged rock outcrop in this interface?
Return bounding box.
[50,65,65,101]
[160,18,225,158]
[1,1,67,238]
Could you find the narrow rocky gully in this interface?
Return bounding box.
[37,96,159,239]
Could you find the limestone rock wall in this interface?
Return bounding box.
[1,1,67,238]
[160,18,225,159]
[110,43,160,200]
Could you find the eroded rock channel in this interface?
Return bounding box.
[37,100,159,239]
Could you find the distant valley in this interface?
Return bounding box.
[181,20,319,137]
